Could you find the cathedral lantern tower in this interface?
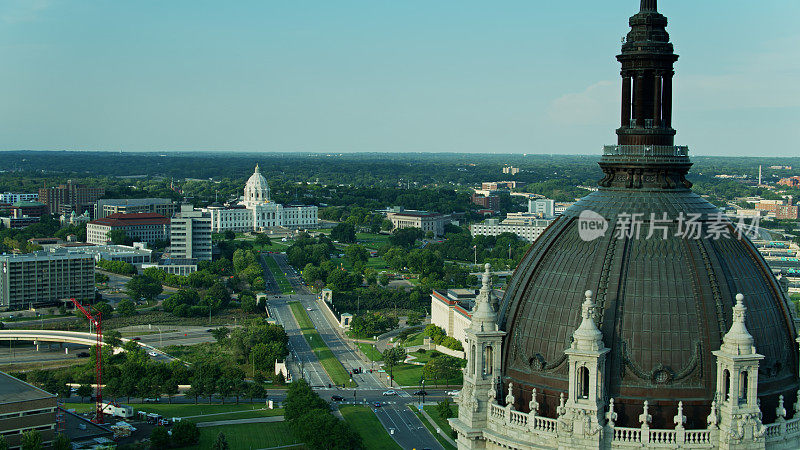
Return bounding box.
[616,0,678,146]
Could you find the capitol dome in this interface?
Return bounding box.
[243,164,270,205]
[492,1,799,431]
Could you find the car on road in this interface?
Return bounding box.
[331,395,344,402]
[373,402,382,408]
[382,390,397,396]
[413,390,428,396]
[306,307,313,311]
[148,351,158,357]
[76,352,90,358]
[447,390,461,396]
[131,337,141,341]
[143,398,160,403]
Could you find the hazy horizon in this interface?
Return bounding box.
[2,1,798,156]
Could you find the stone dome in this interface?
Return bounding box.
[496,1,798,428]
[244,164,270,204]
[498,179,798,427]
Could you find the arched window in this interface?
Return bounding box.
[739,371,748,404]
[577,366,590,399]
[469,345,476,375]
[483,346,493,376]
[723,369,730,401]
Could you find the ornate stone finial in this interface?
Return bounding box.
[776,395,787,420]
[505,382,516,409]
[795,389,800,414]
[557,393,567,416]
[528,388,540,417]
[606,398,618,428]
[707,400,719,430]
[571,290,604,351]
[719,293,757,355]
[639,401,652,427]
[673,401,686,430]
[254,163,260,173]
[488,378,498,403]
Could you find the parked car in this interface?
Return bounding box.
[143,398,160,404]
[413,390,428,396]
[331,395,344,402]
[447,390,461,396]
[382,390,397,396]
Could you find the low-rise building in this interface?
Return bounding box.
[778,176,800,187]
[470,216,553,242]
[11,201,47,218]
[141,258,198,276]
[0,216,40,229]
[0,193,38,204]
[61,243,153,265]
[386,209,449,237]
[0,371,58,449]
[0,250,94,310]
[94,198,176,220]
[86,213,170,245]
[471,194,500,210]
[528,198,555,218]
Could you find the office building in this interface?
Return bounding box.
[471,193,500,210]
[528,198,555,218]
[0,193,38,204]
[0,371,58,449]
[0,250,94,310]
[86,213,170,245]
[38,181,104,215]
[386,209,449,237]
[470,216,553,242]
[94,198,176,220]
[170,205,212,261]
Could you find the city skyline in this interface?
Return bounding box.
[1,0,798,156]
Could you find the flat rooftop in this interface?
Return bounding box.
[0,372,56,405]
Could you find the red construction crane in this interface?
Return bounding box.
[70,298,104,424]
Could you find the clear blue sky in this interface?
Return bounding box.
[1,0,798,156]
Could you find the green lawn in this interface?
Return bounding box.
[181,421,302,450]
[355,232,391,249]
[288,302,356,387]
[357,343,383,361]
[330,255,388,271]
[401,332,425,347]
[262,254,295,294]
[424,404,458,441]
[66,402,281,419]
[408,350,434,364]
[339,405,401,450]
[390,363,462,387]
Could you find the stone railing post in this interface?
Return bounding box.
[639,400,652,444]
[674,401,686,444]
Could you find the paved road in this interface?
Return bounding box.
[264,253,445,450]
[268,297,332,388]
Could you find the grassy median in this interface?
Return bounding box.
[288,302,355,387]
[340,405,401,450]
[262,254,295,294]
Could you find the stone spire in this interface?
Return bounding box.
[570,290,604,351]
[471,263,497,332]
[719,293,756,355]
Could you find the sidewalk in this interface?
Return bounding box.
[195,415,284,428]
[419,406,457,448]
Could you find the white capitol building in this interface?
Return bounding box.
[204,165,318,233]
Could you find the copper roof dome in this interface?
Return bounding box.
[497,0,798,428]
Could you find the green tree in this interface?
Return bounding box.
[77,384,92,403]
[212,432,230,450]
[126,275,163,302]
[254,233,272,247]
[382,347,406,386]
[0,435,8,450]
[104,329,122,348]
[203,282,230,311]
[437,398,455,419]
[115,298,137,316]
[247,382,266,403]
[423,354,462,386]
[52,434,71,450]
[21,430,42,450]
[107,229,133,245]
[331,222,356,243]
[344,244,369,266]
[149,426,171,449]
[171,421,200,447]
